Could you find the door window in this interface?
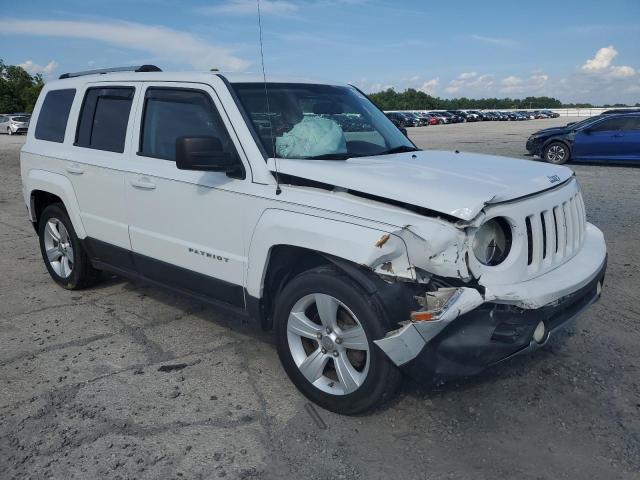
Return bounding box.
[139,88,236,161]
[588,117,629,132]
[35,89,76,142]
[75,87,135,153]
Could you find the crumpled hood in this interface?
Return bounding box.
[268,150,573,221]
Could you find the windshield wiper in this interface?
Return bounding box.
[376,145,421,156]
[302,153,352,160]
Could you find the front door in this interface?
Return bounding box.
[125,83,252,307]
[572,116,628,162]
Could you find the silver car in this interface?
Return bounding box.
[0,114,30,135]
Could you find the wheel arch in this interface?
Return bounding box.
[246,209,423,330]
[26,170,86,238]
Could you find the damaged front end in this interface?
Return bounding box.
[362,203,606,381]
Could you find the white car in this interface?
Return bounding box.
[20,66,607,414]
[1,114,30,134]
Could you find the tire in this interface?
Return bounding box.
[7,127,13,135]
[543,141,570,164]
[274,265,401,415]
[38,204,102,289]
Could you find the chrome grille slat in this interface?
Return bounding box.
[542,210,555,265]
[526,191,585,274]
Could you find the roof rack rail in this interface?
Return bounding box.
[59,65,162,80]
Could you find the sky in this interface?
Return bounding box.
[1,0,639,105]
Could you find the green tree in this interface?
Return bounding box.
[0,59,45,113]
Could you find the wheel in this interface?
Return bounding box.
[7,127,13,135]
[38,204,101,289]
[274,266,401,414]
[543,141,570,164]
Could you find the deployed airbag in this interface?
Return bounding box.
[276,116,347,158]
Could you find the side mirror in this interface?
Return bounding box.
[176,136,242,176]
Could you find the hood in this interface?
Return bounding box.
[268,150,573,221]
[533,126,571,136]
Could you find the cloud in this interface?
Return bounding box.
[445,72,494,94]
[197,0,298,16]
[500,73,549,94]
[582,46,617,72]
[18,60,58,75]
[418,78,439,94]
[469,34,517,47]
[610,65,636,78]
[0,19,249,71]
[581,45,635,78]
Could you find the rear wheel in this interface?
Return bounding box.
[274,266,401,414]
[543,141,570,164]
[38,204,102,289]
[7,127,13,135]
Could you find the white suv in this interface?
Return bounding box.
[20,66,607,414]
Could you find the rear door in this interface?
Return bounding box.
[620,116,640,162]
[572,117,628,161]
[65,83,139,251]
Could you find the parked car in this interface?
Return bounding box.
[427,112,448,124]
[465,110,482,121]
[0,114,30,134]
[21,65,607,414]
[448,110,468,122]
[526,113,640,164]
[405,111,429,126]
[539,110,559,118]
[385,111,407,128]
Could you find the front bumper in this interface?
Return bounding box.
[375,224,607,380]
[525,137,543,155]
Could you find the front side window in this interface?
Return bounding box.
[589,117,629,132]
[76,87,135,153]
[35,89,76,143]
[140,88,236,161]
[231,83,415,159]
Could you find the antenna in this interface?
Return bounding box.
[257,0,281,195]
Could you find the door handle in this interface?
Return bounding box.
[65,163,84,175]
[130,177,156,190]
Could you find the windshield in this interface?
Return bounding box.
[567,116,601,129]
[231,83,415,160]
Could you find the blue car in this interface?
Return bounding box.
[526,113,640,164]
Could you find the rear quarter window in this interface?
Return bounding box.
[35,89,76,143]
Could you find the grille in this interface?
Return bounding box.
[525,191,586,273]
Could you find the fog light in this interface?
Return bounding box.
[533,321,547,344]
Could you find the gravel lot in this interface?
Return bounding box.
[1,119,639,480]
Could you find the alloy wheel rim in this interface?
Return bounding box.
[287,293,370,396]
[547,145,566,162]
[43,218,74,278]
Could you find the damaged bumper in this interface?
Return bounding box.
[375,223,607,380]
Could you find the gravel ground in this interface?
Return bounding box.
[1,119,639,480]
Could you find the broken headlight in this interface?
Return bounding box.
[472,217,512,266]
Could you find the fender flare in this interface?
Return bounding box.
[27,169,87,238]
[245,208,415,299]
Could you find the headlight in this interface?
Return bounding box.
[472,217,512,266]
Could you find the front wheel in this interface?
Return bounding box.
[543,141,570,164]
[274,266,401,414]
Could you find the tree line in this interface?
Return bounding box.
[0,60,44,114]
[367,87,637,111]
